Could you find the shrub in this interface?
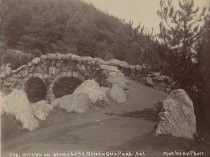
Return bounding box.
[0,49,34,69]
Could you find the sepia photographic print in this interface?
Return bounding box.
[0,0,210,157]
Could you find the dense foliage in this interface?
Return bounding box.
[0,0,164,69]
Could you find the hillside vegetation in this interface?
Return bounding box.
[0,0,163,70]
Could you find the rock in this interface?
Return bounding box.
[1,89,39,131]
[31,57,41,65]
[71,54,81,62]
[107,72,128,89]
[152,72,161,77]
[55,93,91,113]
[46,54,58,59]
[82,56,95,64]
[106,59,129,68]
[108,84,126,104]
[74,80,109,104]
[40,55,48,59]
[154,89,196,139]
[94,57,106,65]
[135,65,142,71]
[31,100,53,121]
[145,77,154,86]
[21,68,29,77]
[78,64,86,72]
[100,65,120,73]
[129,65,136,71]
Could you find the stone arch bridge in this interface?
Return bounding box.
[0,54,113,102]
[0,53,172,103]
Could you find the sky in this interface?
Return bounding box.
[83,0,210,33]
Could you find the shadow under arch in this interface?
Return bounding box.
[53,76,82,98]
[24,76,47,103]
[50,72,85,99]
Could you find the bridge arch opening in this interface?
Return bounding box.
[53,77,82,98]
[24,77,47,103]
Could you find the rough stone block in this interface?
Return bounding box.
[154,89,197,139]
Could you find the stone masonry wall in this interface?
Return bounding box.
[0,53,174,101]
[0,54,110,100]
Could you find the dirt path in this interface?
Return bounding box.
[2,79,167,156]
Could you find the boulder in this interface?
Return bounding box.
[107,72,128,89]
[108,84,126,104]
[74,80,109,104]
[56,93,91,113]
[154,89,196,139]
[1,89,39,131]
[31,100,53,121]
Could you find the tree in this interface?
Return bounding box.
[200,14,210,133]
[157,0,207,89]
[125,21,164,70]
[158,0,210,134]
